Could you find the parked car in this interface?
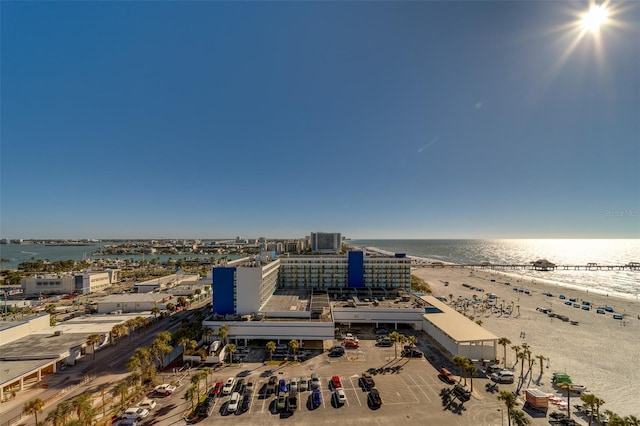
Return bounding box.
[267,376,278,394]
[114,420,137,426]
[241,392,251,412]
[276,391,287,412]
[154,384,177,396]
[233,378,245,394]
[331,375,343,389]
[138,399,156,410]
[376,338,393,347]
[485,364,503,375]
[453,384,471,401]
[227,392,240,412]
[222,378,235,395]
[289,378,298,392]
[438,368,457,384]
[359,372,375,390]
[491,370,515,384]
[299,377,308,392]
[209,381,223,397]
[278,379,288,393]
[335,388,347,405]
[310,373,321,390]
[401,347,423,358]
[344,339,360,349]
[312,389,322,407]
[122,407,149,421]
[368,388,382,407]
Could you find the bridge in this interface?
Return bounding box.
[411,261,640,271]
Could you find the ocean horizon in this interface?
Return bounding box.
[350,239,640,300]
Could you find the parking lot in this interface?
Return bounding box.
[145,332,560,426]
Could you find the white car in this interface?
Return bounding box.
[299,377,308,392]
[222,377,235,395]
[227,392,241,412]
[122,407,149,420]
[335,388,347,405]
[154,384,176,396]
[290,378,298,392]
[138,399,156,410]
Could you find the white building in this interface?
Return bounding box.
[97,293,169,314]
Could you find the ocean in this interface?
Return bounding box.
[2,239,639,300]
[349,239,640,300]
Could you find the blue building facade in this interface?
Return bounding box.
[347,251,364,288]
[212,267,236,315]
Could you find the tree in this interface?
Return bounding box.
[594,396,605,426]
[389,331,401,359]
[406,335,418,348]
[289,339,300,360]
[558,382,573,420]
[151,306,161,320]
[179,336,191,355]
[113,381,129,411]
[452,355,468,385]
[86,334,101,360]
[465,362,477,391]
[191,372,206,400]
[185,385,198,410]
[580,393,597,425]
[71,393,92,421]
[266,341,276,362]
[203,327,214,343]
[511,345,521,368]
[202,367,212,390]
[498,391,519,426]
[22,398,44,425]
[111,324,128,346]
[625,415,640,426]
[498,337,511,367]
[218,324,229,344]
[57,401,74,425]
[45,406,65,426]
[535,354,545,377]
[227,343,236,364]
[510,410,530,426]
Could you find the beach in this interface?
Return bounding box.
[412,265,640,418]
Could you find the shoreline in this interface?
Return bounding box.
[412,265,640,418]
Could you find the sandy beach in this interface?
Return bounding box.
[412,265,640,418]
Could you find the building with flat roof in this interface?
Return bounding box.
[97,293,169,314]
[310,232,341,253]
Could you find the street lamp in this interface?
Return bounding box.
[497,408,504,426]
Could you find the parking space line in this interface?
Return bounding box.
[405,374,432,403]
[348,377,361,406]
[398,375,420,403]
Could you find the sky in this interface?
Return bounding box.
[1,1,639,240]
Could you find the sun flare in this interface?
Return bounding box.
[581,4,609,32]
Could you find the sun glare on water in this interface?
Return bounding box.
[581,4,609,32]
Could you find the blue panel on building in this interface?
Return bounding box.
[395,253,406,258]
[212,268,236,315]
[347,251,364,288]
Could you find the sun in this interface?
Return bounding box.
[581,4,609,32]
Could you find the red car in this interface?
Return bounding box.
[344,340,359,349]
[331,375,343,389]
[209,381,223,397]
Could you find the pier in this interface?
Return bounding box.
[412,261,640,271]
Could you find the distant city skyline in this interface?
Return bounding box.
[1,2,638,240]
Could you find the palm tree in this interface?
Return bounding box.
[580,393,597,425]
[511,345,521,368]
[510,409,530,426]
[191,373,204,399]
[151,306,161,320]
[71,393,91,421]
[452,355,468,385]
[266,341,276,362]
[498,390,518,426]
[389,331,401,359]
[406,335,418,348]
[218,324,229,344]
[625,415,640,426]
[498,337,511,367]
[465,362,477,391]
[203,327,214,343]
[150,337,172,369]
[22,398,44,425]
[57,401,74,424]
[289,339,300,360]
[185,385,198,410]
[227,343,237,364]
[558,382,573,419]
[86,334,101,360]
[45,406,64,426]
[111,324,128,345]
[113,381,129,411]
[202,367,212,390]
[535,355,545,376]
[179,336,190,355]
[517,351,527,381]
[594,396,605,426]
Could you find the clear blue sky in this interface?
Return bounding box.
[1,1,638,240]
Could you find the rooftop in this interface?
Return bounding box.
[420,295,498,342]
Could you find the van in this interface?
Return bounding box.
[491,370,515,384]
